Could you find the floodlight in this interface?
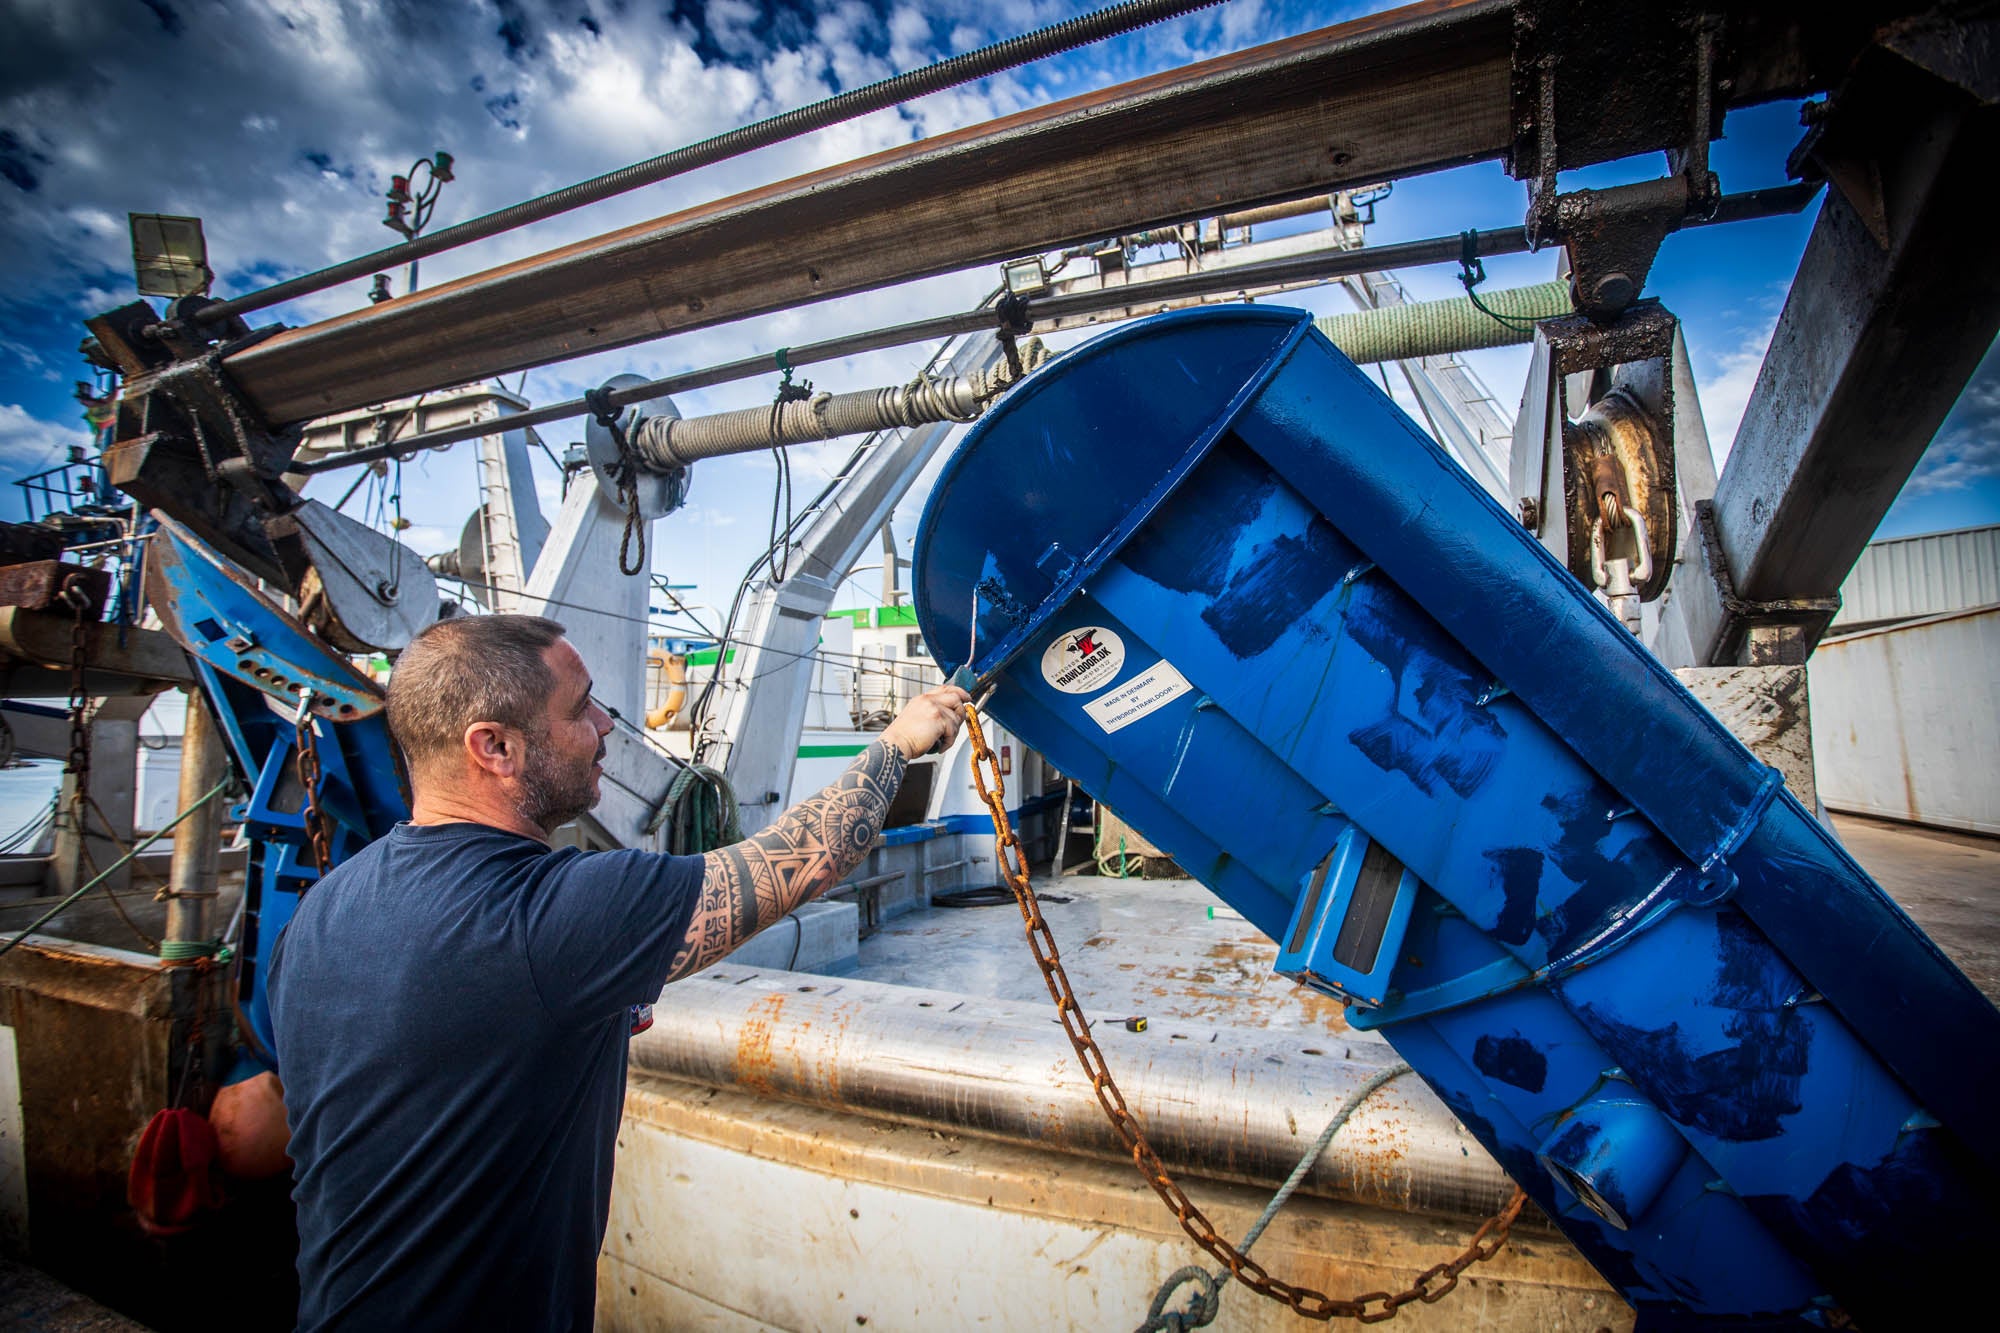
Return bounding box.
[1003,257,1049,298]
[129,213,211,299]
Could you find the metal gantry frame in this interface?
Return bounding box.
[81,0,1998,695]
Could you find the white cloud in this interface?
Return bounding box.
[0,401,86,470]
[1694,315,1776,468]
[1903,431,2000,496]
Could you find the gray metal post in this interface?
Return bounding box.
[163,691,226,947]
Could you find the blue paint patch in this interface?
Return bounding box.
[1472,1032,1548,1093]
[1199,516,1345,657]
[1483,847,1542,947]
[1343,594,1504,799]
[1743,1127,1996,1328]
[1119,439,1289,602]
[1578,915,1808,1142]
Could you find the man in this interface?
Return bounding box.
[269,614,968,1331]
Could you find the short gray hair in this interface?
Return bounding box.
[386,614,567,769]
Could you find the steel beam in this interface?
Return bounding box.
[1669,26,2000,665]
[230,0,1524,422]
[228,0,1858,425]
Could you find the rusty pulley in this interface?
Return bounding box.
[962,702,1528,1322]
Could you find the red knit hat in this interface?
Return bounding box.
[127,1107,222,1235]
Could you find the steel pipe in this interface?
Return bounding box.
[163,691,226,952]
[293,183,1817,477]
[632,966,1521,1222]
[1317,280,1570,362]
[629,346,1046,469]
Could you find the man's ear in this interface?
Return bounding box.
[463,721,522,779]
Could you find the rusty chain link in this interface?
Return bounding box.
[963,703,1529,1322]
[294,693,334,876]
[59,573,94,804]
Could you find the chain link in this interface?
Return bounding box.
[294,695,333,876]
[962,704,1528,1321]
[60,573,93,803]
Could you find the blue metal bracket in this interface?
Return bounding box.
[1275,826,1418,1008]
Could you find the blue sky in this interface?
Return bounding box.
[2,0,1994,633]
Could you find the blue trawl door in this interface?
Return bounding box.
[911,304,2000,1328]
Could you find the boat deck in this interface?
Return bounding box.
[837,813,2000,1014]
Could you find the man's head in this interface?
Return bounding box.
[386,614,613,836]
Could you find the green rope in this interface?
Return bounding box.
[0,778,233,962]
[648,763,743,853]
[159,938,221,963]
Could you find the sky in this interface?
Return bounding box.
[3,0,1996,640]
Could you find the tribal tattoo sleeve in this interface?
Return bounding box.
[670,739,909,980]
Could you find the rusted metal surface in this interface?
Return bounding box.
[604,1074,1631,1331]
[634,967,1518,1223]
[1561,360,1676,603]
[0,609,192,694]
[0,940,168,1315]
[0,565,109,618]
[1510,305,1681,598]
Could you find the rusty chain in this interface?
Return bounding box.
[962,703,1529,1322]
[294,693,334,876]
[59,573,93,804]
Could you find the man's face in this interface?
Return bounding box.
[518,637,613,834]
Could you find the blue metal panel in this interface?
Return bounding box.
[911,306,2000,1327]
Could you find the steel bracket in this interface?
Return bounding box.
[1513,2,1723,319]
[101,325,309,588]
[1691,500,1840,667]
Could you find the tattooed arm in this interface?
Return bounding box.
[668,683,969,980]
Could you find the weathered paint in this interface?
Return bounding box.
[602,1072,1632,1332]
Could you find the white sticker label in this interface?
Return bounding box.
[1082,661,1194,734]
[1041,626,1125,694]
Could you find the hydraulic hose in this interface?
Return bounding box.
[197,0,1224,325]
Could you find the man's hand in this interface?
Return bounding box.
[880,683,972,760]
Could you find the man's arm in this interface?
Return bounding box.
[669,684,968,980]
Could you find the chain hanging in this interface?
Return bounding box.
[583,385,648,576]
[294,694,333,877]
[961,703,1528,1322]
[60,572,93,806]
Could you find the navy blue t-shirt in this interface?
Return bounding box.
[269,821,703,1332]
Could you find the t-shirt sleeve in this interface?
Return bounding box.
[517,848,705,1026]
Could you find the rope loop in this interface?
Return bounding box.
[1138,1267,1220,1333]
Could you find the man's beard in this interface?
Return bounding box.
[518,737,605,833]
